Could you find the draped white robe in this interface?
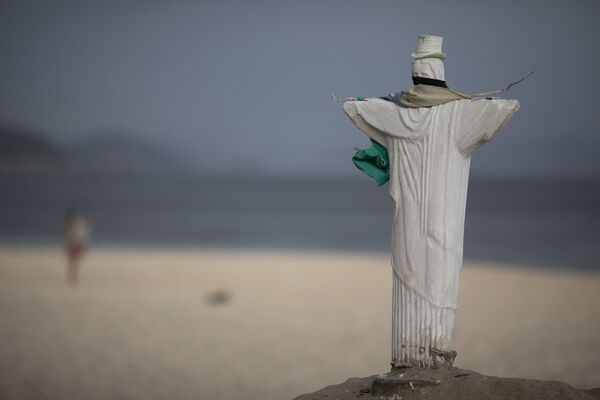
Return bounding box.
[344,98,519,367]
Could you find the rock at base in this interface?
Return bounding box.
[292,366,600,400]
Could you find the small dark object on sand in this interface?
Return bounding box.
[206,290,231,306]
[292,366,600,400]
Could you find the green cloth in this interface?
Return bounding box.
[352,139,389,186]
[400,84,471,108]
[413,52,446,60]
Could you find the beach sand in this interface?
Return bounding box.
[0,247,598,400]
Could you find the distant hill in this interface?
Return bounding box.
[67,132,184,173]
[0,126,187,173]
[0,124,65,169]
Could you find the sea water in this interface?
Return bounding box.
[0,170,598,271]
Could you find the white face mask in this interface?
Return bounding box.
[411,59,445,81]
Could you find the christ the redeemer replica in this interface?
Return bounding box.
[340,35,520,370]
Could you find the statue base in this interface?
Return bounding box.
[371,367,442,396]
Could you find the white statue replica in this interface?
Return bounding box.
[340,35,521,369]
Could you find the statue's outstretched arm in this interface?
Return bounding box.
[343,100,390,146]
[455,99,520,156]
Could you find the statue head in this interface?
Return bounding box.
[411,35,446,81]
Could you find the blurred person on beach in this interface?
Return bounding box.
[63,208,94,285]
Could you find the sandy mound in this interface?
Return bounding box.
[293,367,600,400]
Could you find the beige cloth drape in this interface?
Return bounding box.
[400,85,471,108]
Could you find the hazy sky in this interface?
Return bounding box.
[1,0,599,177]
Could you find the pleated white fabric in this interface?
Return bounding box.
[391,271,456,367]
